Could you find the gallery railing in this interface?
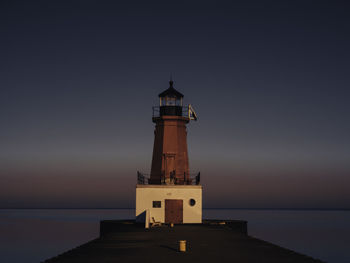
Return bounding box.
[137,171,200,185]
[152,106,190,118]
[137,171,150,185]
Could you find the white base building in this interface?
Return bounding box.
[136,184,202,224]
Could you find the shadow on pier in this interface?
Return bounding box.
[44,220,324,263]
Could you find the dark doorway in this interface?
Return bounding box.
[165,199,183,224]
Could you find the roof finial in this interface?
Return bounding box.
[169,73,173,87]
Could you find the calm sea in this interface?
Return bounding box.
[0,209,349,263]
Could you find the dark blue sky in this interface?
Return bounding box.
[1,0,349,208]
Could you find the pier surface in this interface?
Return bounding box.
[44,220,323,263]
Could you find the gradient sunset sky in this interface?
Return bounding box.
[1,0,349,209]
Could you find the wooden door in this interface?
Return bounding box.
[165,199,183,224]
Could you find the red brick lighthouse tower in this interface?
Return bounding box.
[149,79,193,185]
[136,80,201,225]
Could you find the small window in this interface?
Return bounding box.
[153,201,161,208]
[189,199,196,206]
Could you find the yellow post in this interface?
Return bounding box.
[179,240,186,252]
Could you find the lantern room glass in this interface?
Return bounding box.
[160,96,183,106]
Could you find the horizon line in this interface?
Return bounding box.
[1,207,349,211]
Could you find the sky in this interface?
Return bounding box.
[1,0,349,209]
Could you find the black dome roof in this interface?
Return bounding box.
[158,80,184,98]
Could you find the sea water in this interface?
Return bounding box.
[0,209,349,263]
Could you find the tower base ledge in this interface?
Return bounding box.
[136,184,202,189]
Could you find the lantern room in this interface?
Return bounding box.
[158,80,184,117]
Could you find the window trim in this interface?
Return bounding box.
[152,201,161,208]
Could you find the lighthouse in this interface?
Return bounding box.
[136,80,202,224]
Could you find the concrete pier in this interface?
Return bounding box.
[44,220,324,263]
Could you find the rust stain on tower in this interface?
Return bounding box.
[149,80,197,185]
